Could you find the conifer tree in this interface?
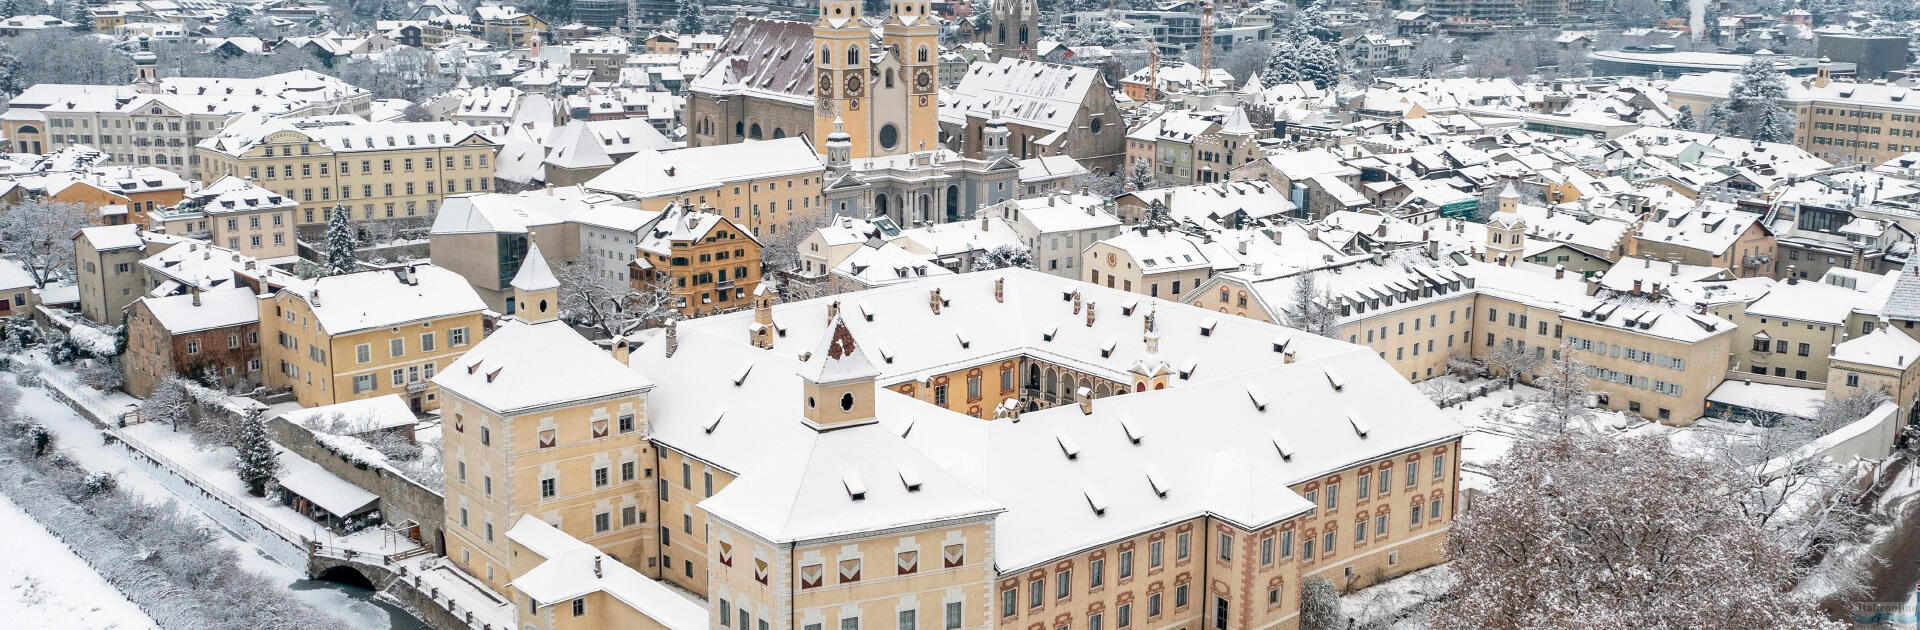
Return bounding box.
[677,0,706,34]
[324,204,358,276]
[233,412,279,497]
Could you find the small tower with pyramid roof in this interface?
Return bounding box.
[826,117,852,176]
[1129,308,1171,392]
[1485,183,1526,266]
[800,316,880,430]
[511,241,561,323]
[749,280,779,349]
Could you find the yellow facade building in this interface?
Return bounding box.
[258,264,486,413]
[196,114,499,229]
[455,270,1466,630]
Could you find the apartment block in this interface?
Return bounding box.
[196,115,499,230]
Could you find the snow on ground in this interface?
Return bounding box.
[0,493,158,630]
[1342,565,1453,630]
[3,372,410,628]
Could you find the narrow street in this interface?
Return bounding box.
[1821,456,1920,623]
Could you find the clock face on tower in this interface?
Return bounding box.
[914,69,933,91]
[818,72,833,98]
[845,73,864,97]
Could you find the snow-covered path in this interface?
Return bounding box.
[6,375,414,628]
[0,492,158,630]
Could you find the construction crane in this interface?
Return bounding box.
[1198,0,1213,80]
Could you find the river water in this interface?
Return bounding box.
[289,578,431,629]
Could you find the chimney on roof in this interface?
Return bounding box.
[664,318,679,357]
[1375,223,1387,237]
[1271,229,1283,246]
[1283,349,1296,364]
[930,288,943,314]
[191,286,201,306]
[1072,290,1082,314]
[593,555,603,578]
[1651,282,1662,300]
[1077,386,1092,415]
[827,300,840,324]
[612,337,630,365]
[1555,264,1565,280]
[1371,248,1384,265]
[1787,265,1798,284]
[1669,259,1679,276]
[1086,301,1096,327]
[1237,239,1248,255]
[994,276,1004,303]
[545,183,554,196]
[980,216,989,231]
[1585,275,1601,296]
[1632,279,1643,296]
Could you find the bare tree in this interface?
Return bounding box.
[1528,344,1593,436]
[760,212,836,293]
[1703,409,1879,590]
[1814,388,1892,433]
[141,375,196,431]
[973,244,1036,271]
[1299,576,1343,630]
[1436,434,1845,630]
[1222,42,1271,83]
[1481,344,1542,385]
[556,260,674,338]
[0,198,91,287]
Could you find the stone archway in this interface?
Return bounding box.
[315,565,376,589]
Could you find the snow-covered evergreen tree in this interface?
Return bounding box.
[1262,37,1339,89]
[1674,104,1695,131]
[1728,58,1796,143]
[0,0,21,19]
[67,0,91,31]
[676,0,706,34]
[1706,99,1732,135]
[323,204,358,276]
[232,412,279,497]
[377,0,401,20]
[1283,271,1340,338]
[1285,0,1336,43]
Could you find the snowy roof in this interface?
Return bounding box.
[686,18,817,107]
[1099,231,1234,274]
[277,265,486,335]
[997,193,1122,234]
[185,176,296,214]
[944,58,1103,133]
[429,191,610,236]
[280,394,419,433]
[200,114,490,158]
[136,286,259,334]
[1706,380,1824,419]
[1829,327,1920,370]
[434,319,653,415]
[832,243,953,288]
[1746,278,1884,325]
[0,258,35,291]
[7,70,366,120]
[1016,155,1089,183]
[1883,264,1920,322]
[76,224,148,251]
[585,138,823,199]
[505,516,707,629]
[1634,201,1764,257]
[633,269,1462,567]
[510,241,560,292]
[276,456,378,516]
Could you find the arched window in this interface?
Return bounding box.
[918,45,930,63]
[1019,25,1029,45]
[1027,364,1040,389]
[876,194,889,216]
[749,123,762,139]
[821,45,831,65]
[885,68,894,89]
[847,45,861,66]
[734,121,744,137]
[945,184,959,219]
[16,125,36,134]
[772,127,786,139]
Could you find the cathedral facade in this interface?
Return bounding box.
[685,0,940,162]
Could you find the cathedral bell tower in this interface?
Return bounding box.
[882,0,939,155]
[814,0,872,158]
[991,0,1039,62]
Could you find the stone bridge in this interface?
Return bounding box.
[308,545,512,630]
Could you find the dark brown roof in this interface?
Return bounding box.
[690,17,817,104]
